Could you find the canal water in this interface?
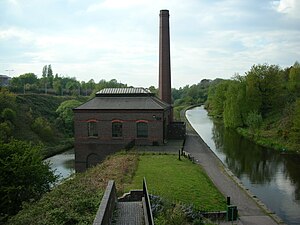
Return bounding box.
[45,149,75,183]
[186,106,300,225]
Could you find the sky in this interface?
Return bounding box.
[0,0,299,88]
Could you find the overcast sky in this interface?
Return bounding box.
[0,0,299,88]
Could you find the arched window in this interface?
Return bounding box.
[112,121,123,138]
[137,121,148,138]
[87,120,98,137]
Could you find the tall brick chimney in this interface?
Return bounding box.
[159,10,172,106]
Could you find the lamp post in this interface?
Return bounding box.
[5,69,14,76]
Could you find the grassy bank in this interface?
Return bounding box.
[126,154,226,211]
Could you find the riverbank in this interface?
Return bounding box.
[42,138,74,159]
[184,112,284,225]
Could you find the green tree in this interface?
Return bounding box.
[0,121,13,142]
[1,108,16,123]
[31,117,54,142]
[53,78,63,95]
[291,98,300,142]
[245,64,283,116]
[0,140,57,220]
[288,61,300,98]
[223,80,246,128]
[245,111,263,134]
[47,65,54,88]
[207,80,229,118]
[0,89,16,113]
[56,100,82,134]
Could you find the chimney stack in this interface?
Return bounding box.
[159,9,171,105]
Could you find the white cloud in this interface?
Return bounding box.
[273,0,300,18]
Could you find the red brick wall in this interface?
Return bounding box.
[74,109,170,172]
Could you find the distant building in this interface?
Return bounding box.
[0,75,11,87]
[73,87,172,172]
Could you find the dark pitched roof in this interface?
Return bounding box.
[75,88,170,110]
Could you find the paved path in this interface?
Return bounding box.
[184,128,284,225]
[113,202,144,225]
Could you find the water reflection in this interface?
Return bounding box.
[186,106,300,225]
[45,149,75,182]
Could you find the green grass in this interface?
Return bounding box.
[126,154,226,211]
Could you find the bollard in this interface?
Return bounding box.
[227,196,230,205]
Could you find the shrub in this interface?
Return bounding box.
[246,111,263,133]
[0,121,13,142]
[31,117,54,142]
[1,108,16,123]
[0,140,57,222]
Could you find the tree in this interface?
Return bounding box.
[0,89,16,113]
[291,98,300,142]
[0,140,57,220]
[207,80,229,118]
[42,65,48,78]
[56,100,82,134]
[245,64,283,117]
[245,111,263,134]
[288,61,300,98]
[1,108,16,123]
[47,65,54,88]
[53,78,63,95]
[223,80,245,128]
[31,117,54,142]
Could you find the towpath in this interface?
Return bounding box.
[184,126,284,225]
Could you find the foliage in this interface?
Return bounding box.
[288,61,300,98]
[56,99,82,134]
[206,62,300,152]
[0,140,57,222]
[1,108,16,123]
[245,111,263,134]
[126,154,226,211]
[0,121,13,142]
[7,154,139,225]
[223,80,245,128]
[245,64,283,116]
[206,80,229,118]
[31,117,54,142]
[0,88,16,112]
[291,98,300,143]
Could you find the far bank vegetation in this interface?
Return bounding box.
[205,62,300,152]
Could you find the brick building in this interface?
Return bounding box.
[73,10,185,172]
[73,87,172,172]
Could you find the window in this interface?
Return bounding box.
[88,121,98,137]
[112,122,122,138]
[137,121,148,138]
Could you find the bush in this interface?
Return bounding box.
[31,117,54,142]
[246,111,263,133]
[0,140,57,222]
[0,121,13,142]
[56,100,82,134]
[1,108,16,123]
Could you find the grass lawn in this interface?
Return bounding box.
[126,153,226,211]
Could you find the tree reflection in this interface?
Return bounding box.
[282,154,300,201]
[211,122,281,184]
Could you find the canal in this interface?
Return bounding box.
[45,149,75,183]
[186,106,300,225]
